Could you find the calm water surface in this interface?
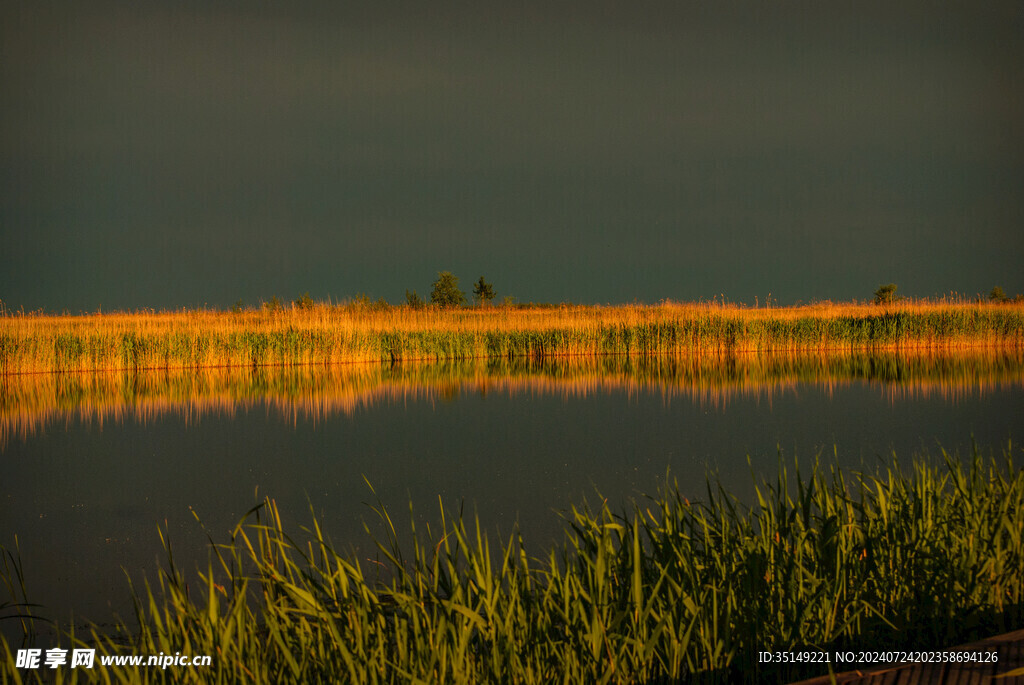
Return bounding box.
[2,352,1021,634]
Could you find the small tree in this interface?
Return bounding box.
[874,283,898,305]
[989,286,1007,302]
[430,271,465,308]
[293,292,313,310]
[405,289,425,309]
[472,276,495,306]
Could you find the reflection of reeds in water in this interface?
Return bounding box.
[3,348,1022,446]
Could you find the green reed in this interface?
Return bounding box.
[3,304,1023,374]
[3,444,1022,683]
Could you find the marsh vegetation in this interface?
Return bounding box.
[2,300,1022,375]
[3,446,1022,683]
[3,298,1022,682]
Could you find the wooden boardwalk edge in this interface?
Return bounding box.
[787,628,1024,685]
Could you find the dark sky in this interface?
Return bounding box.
[3,1,1022,311]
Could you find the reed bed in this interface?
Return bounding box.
[3,349,1022,447]
[2,301,1022,375]
[3,445,1022,683]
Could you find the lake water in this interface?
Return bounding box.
[2,350,1022,638]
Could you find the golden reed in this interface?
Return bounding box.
[2,300,1022,375]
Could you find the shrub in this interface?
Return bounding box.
[874,283,898,304]
[345,294,388,311]
[405,289,425,309]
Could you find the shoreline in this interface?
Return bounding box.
[4,301,1023,376]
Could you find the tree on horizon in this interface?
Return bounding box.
[874,283,898,304]
[473,276,495,306]
[430,272,465,308]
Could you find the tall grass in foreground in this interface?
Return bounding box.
[3,446,1023,683]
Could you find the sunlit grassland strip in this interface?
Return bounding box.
[3,349,1022,447]
[3,445,1022,683]
[2,301,1023,375]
